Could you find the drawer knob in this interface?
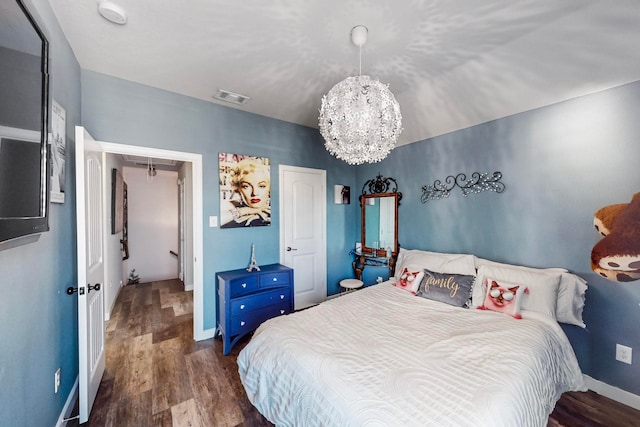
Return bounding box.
[280,309,285,314]
[272,277,278,282]
[241,283,247,288]
[280,294,285,299]
[240,304,245,310]
[240,321,246,326]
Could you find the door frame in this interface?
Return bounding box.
[81,135,207,340]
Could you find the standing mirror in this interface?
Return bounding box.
[353,175,401,282]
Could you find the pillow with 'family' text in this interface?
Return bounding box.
[416,268,475,307]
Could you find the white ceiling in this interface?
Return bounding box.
[48,0,640,146]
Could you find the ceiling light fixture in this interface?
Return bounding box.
[98,1,127,25]
[319,25,402,165]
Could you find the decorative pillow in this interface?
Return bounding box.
[395,248,476,280]
[416,269,475,308]
[472,265,561,320]
[393,267,424,294]
[477,278,528,319]
[474,257,587,326]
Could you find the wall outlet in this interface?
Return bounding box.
[616,344,632,364]
[54,368,61,394]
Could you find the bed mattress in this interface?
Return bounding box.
[238,282,585,427]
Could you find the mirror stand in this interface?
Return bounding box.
[352,253,397,282]
[354,174,401,284]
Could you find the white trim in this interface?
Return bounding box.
[200,327,217,340]
[584,375,640,411]
[0,125,40,141]
[55,376,79,427]
[81,134,206,341]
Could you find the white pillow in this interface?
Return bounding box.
[395,249,476,279]
[474,256,587,327]
[473,265,561,320]
[556,273,588,328]
[474,256,568,273]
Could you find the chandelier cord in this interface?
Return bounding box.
[147,157,154,183]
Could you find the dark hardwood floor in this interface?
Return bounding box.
[65,280,640,426]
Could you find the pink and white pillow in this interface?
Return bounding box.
[478,278,528,319]
[472,264,560,320]
[393,267,424,294]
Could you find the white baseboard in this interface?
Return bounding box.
[585,375,640,411]
[55,376,78,427]
[184,282,194,291]
[104,283,123,322]
[195,326,216,341]
[326,290,357,300]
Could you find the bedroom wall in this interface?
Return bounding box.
[80,71,359,331]
[123,167,179,283]
[357,80,640,396]
[103,153,126,319]
[0,1,81,426]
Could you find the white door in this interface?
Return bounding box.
[279,165,326,309]
[75,127,106,423]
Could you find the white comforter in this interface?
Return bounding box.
[238,282,585,427]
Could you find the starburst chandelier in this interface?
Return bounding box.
[319,25,402,165]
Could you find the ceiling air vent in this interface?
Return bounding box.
[213,89,250,106]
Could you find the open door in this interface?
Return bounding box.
[75,126,106,423]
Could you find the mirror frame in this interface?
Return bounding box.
[360,192,399,258]
[0,0,51,243]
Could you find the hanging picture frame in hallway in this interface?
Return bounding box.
[219,152,271,228]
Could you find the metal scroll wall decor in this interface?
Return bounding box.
[420,171,505,203]
[361,173,402,204]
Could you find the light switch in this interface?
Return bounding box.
[209,216,218,227]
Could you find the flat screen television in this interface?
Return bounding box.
[0,0,50,243]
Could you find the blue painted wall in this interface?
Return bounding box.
[0,1,81,426]
[80,71,358,329]
[358,80,640,395]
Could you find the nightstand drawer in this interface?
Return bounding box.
[230,302,291,335]
[229,276,259,298]
[260,272,290,288]
[231,288,291,315]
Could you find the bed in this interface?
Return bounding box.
[237,249,587,427]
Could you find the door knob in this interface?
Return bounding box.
[286,246,298,251]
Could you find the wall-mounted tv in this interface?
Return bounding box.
[0,0,50,243]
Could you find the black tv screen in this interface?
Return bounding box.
[0,0,50,243]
